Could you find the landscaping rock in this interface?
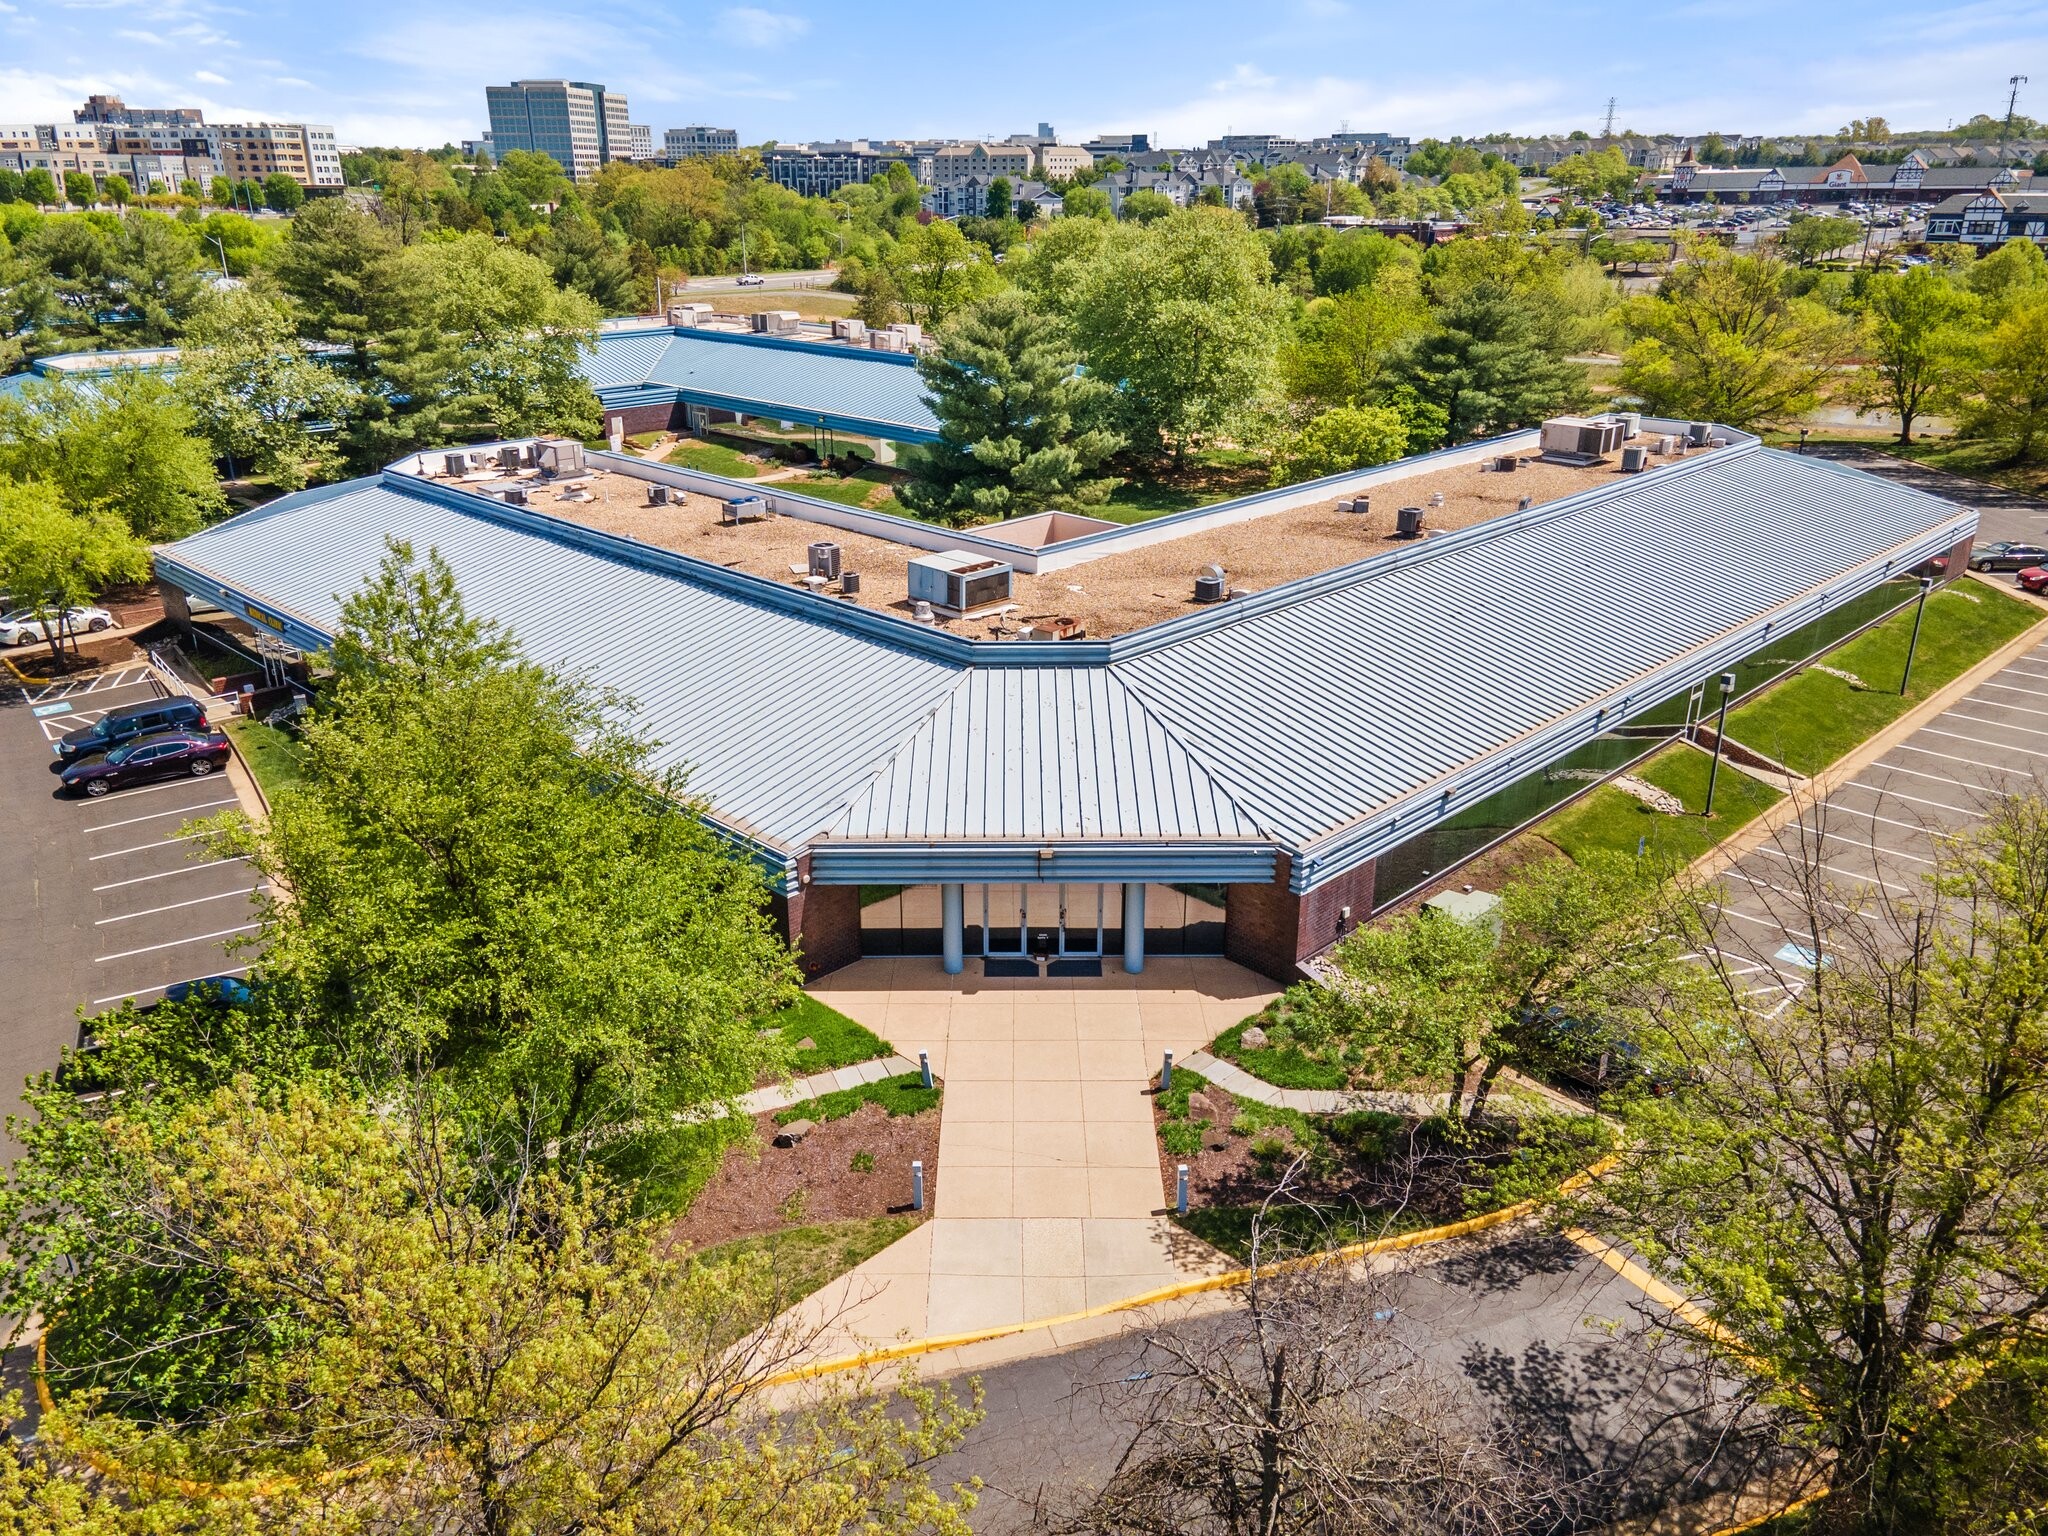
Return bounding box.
[1240,1026,1269,1050]
[1187,1091,1216,1119]
[774,1118,816,1148]
[794,1037,817,1052]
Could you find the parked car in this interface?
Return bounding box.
[59,729,230,797]
[50,696,208,769]
[0,606,113,645]
[735,274,766,286]
[1973,541,2048,572]
[2018,565,2048,594]
[164,975,255,1006]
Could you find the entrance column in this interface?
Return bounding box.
[1122,882,1146,974]
[941,883,965,975]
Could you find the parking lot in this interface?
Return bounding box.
[0,665,264,1155]
[1703,632,2048,1005]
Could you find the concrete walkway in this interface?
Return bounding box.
[736,1053,920,1116]
[1177,1050,1449,1116]
[782,956,1280,1356]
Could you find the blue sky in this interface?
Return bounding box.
[2,0,2042,150]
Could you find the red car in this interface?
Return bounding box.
[59,729,230,797]
[2019,566,2048,595]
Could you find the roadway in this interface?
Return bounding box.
[1804,443,2048,548]
[0,664,264,1159]
[930,1229,1759,1531]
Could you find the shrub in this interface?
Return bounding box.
[849,1150,875,1174]
[1161,1121,1208,1157]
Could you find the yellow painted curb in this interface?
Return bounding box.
[760,1152,1623,1387]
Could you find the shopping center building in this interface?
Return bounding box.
[153,417,1975,984]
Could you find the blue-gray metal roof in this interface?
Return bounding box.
[585,328,941,441]
[156,445,1973,892]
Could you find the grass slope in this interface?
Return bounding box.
[767,994,892,1077]
[687,1215,918,1311]
[223,716,307,802]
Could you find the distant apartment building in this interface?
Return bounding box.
[74,94,203,129]
[214,122,344,188]
[664,125,740,160]
[1037,143,1093,180]
[0,145,213,197]
[765,141,910,197]
[484,80,632,180]
[930,141,1032,186]
[625,123,655,161]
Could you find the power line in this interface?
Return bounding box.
[1602,96,1617,139]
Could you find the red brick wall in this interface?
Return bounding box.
[1224,856,1377,983]
[604,402,683,438]
[772,861,863,980]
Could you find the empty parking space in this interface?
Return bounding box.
[1704,640,2048,1001]
[0,666,267,1150]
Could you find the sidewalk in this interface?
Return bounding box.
[779,956,1279,1358]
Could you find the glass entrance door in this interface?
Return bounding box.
[982,884,1026,956]
[978,883,1107,959]
[1058,884,1104,957]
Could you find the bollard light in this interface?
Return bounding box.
[919,1050,932,1090]
[911,1159,925,1212]
[1160,1051,1173,1092]
[1176,1164,1189,1216]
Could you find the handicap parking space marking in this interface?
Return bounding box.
[94,923,260,964]
[31,701,73,719]
[1774,941,1830,971]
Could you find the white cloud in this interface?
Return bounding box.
[716,6,808,48]
[194,68,227,84]
[1111,64,1563,145]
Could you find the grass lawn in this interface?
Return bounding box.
[774,1073,939,1125]
[686,1214,918,1309]
[665,441,771,479]
[785,468,899,510]
[223,716,307,802]
[1208,1015,1350,1092]
[1102,449,1271,522]
[1728,582,2041,776]
[1541,743,1781,866]
[767,993,892,1076]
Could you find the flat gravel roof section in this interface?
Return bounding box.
[156,445,1971,891]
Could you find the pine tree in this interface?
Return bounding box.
[899,290,1125,526]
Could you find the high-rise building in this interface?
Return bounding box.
[625,123,654,160]
[664,125,740,161]
[484,80,632,180]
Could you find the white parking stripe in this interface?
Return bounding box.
[1918,726,2048,760]
[94,923,259,963]
[1751,843,1913,894]
[1794,823,1937,865]
[83,797,237,833]
[1866,757,2022,791]
[93,855,250,892]
[1964,691,2048,721]
[1891,742,2028,772]
[1840,780,1983,816]
[92,965,251,1008]
[1976,681,2048,702]
[1943,710,2048,740]
[90,829,214,860]
[63,776,233,801]
[96,886,264,924]
[1705,901,1815,937]
[1816,803,1970,838]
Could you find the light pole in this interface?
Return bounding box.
[1703,671,1737,818]
[205,234,229,279]
[1901,576,1934,696]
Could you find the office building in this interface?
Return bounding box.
[484,80,632,180]
[625,123,654,160]
[664,125,740,160]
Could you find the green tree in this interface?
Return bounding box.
[1118,188,1175,225]
[899,290,1125,526]
[1549,146,1638,203]
[0,481,149,668]
[1618,243,1856,429]
[3,1080,982,1533]
[1778,213,1862,267]
[261,172,306,213]
[21,168,57,206]
[1585,794,2048,1535]
[1060,185,1112,221]
[985,175,1011,221]
[1392,283,1588,445]
[176,287,365,489]
[1067,208,1287,462]
[1967,293,2048,462]
[0,371,225,538]
[885,219,1000,329]
[541,211,640,314]
[1279,278,1432,410]
[1963,236,2048,318]
[105,209,206,344]
[100,173,130,208]
[1267,403,1409,486]
[62,172,94,208]
[1856,264,1979,442]
[196,543,796,1186]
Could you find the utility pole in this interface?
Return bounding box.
[1602,96,1617,140]
[2003,75,2029,162]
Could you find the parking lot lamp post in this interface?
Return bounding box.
[1901,576,1935,696]
[1703,671,1737,818]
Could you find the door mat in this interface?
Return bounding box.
[1046,957,1103,978]
[980,956,1040,978]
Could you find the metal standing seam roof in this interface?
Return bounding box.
[155,444,1972,891]
[585,329,941,439]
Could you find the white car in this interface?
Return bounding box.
[735,274,766,286]
[0,606,114,645]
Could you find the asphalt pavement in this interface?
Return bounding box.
[933,1229,1760,1532]
[0,665,263,1158]
[1804,443,2048,548]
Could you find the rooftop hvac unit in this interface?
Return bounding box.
[648,483,672,505]
[1620,445,1650,473]
[1396,505,1425,538]
[1494,455,1519,473]
[443,451,468,477]
[751,309,800,334]
[840,571,862,598]
[807,541,842,581]
[1687,420,1713,445]
[538,439,585,476]
[1617,411,1642,439]
[868,330,905,352]
[498,444,524,469]
[830,318,867,341]
[890,322,922,346]
[1193,563,1228,603]
[502,486,529,506]
[908,550,1014,615]
[1538,415,1624,461]
[721,495,769,524]
[670,302,713,327]
[1658,434,1682,455]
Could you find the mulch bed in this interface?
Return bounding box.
[672,1101,939,1250]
